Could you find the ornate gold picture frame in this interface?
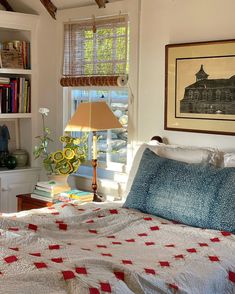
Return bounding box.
[165,39,235,135]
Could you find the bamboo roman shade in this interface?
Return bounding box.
[60,15,129,87]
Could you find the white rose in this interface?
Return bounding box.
[39,108,50,116]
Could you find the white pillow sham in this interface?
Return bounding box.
[223,153,235,167]
[124,141,222,198]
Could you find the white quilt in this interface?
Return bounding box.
[0,201,234,294]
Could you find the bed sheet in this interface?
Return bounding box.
[0,201,234,294]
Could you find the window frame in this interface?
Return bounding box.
[58,1,140,193]
[63,86,131,175]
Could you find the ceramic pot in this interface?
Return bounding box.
[47,174,69,187]
[11,149,28,167]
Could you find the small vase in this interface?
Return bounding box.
[47,174,69,187]
[11,149,28,167]
[5,155,17,169]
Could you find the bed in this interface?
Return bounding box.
[0,138,234,294]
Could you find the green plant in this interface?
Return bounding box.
[33,108,87,175]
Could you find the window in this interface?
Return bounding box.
[61,15,128,79]
[62,15,129,170]
[69,88,128,166]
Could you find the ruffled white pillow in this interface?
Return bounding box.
[223,153,235,167]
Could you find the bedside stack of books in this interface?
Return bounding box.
[31,181,71,202]
[54,189,94,203]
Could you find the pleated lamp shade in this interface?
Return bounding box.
[64,101,122,132]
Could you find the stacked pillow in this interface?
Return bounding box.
[125,141,222,198]
[123,146,234,234]
[223,152,235,167]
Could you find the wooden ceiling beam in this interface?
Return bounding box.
[40,0,57,19]
[95,0,109,8]
[0,0,14,11]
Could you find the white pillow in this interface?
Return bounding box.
[223,153,235,167]
[124,142,222,198]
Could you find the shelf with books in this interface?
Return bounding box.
[0,76,31,114]
[0,40,31,70]
[0,11,38,171]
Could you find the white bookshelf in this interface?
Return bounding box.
[0,11,39,167]
[0,11,40,213]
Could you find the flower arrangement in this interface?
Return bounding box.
[33,108,87,175]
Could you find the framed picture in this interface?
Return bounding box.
[0,119,19,152]
[165,39,235,135]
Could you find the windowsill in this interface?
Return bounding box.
[81,160,127,174]
[68,165,128,201]
[78,164,128,183]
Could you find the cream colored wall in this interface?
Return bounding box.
[138,0,235,151]
[2,0,235,153]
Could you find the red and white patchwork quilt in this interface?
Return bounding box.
[0,201,234,294]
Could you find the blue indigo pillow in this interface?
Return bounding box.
[123,148,235,234]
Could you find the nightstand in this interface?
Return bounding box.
[16,194,53,212]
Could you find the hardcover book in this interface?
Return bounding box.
[56,189,94,202]
[31,193,52,202]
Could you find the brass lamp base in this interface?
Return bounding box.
[91,159,103,202]
[93,192,103,202]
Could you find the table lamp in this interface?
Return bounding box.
[64,101,122,202]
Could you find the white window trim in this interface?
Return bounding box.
[63,86,132,175]
[58,0,140,198]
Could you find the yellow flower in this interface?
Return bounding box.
[52,151,64,162]
[63,148,75,160]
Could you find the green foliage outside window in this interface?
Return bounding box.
[82,25,129,76]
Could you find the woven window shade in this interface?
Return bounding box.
[60,15,129,87]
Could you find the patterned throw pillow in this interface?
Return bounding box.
[124,142,222,199]
[123,148,235,234]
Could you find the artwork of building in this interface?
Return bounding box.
[180,65,235,114]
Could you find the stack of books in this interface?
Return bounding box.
[54,189,94,203]
[31,181,71,202]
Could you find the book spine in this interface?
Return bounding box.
[70,195,93,201]
[0,88,2,113]
[35,185,51,193]
[27,42,31,69]
[16,77,19,113]
[1,87,7,113]
[33,189,52,197]
[7,85,11,113]
[10,81,15,113]
[13,79,17,113]
[65,190,94,197]
[27,84,31,113]
[18,77,23,113]
[23,80,28,113]
[0,77,10,84]
[31,194,52,202]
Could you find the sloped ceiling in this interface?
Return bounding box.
[0,0,121,14]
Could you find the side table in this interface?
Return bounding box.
[16,194,53,212]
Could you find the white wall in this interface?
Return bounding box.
[3,0,235,153]
[139,0,235,151]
